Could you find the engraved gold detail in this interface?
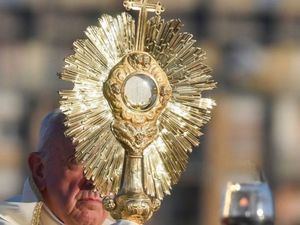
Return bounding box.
[104,51,171,154]
[102,51,171,224]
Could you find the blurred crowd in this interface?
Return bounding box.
[0,0,300,225]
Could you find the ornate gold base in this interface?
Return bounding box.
[104,193,161,224]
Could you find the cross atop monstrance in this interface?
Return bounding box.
[123,0,165,51]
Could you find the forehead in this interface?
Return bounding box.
[48,133,76,161]
[39,111,76,161]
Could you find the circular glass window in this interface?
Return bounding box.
[123,74,158,111]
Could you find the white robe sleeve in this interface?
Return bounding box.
[0,202,36,225]
[0,216,18,225]
[0,218,10,225]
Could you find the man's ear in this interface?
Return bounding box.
[28,152,46,192]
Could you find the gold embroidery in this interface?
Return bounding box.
[31,202,43,225]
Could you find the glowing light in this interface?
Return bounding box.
[257,209,264,218]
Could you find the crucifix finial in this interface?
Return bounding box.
[123,0,165,51]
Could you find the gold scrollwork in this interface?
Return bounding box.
[104,193,161,225]
[112,121,158,155]
[103,51,172,153]
[103,51,172,224]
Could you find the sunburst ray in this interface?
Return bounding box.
[59,12,135,195]
[142,16,216,198]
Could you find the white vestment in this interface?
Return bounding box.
[0,179,137,225]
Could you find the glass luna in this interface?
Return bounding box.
[123,74,158,111]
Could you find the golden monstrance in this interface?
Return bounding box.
[59,0,216,224]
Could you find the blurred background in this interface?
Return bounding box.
[0,0,300,225]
